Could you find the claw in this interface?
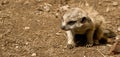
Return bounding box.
[67,44,75,49]
[86,43,93,47]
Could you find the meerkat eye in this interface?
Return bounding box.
[80,17,87,23]
[67,21,76,25]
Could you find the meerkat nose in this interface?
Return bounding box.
[61,26,66,30]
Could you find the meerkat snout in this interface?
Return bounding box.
[61,26,66,30]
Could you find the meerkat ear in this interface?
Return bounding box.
[85,17,92,22]
[80,17,91,23]
[80,17,87,23]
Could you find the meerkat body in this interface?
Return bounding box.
[61,7,106,49]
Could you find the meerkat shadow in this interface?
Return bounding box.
[74,34,111,47]
[74,34,87,46]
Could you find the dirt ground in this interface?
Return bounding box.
[0,0,120,57]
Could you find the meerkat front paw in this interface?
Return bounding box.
[86,43,93,47]
[67,44,76,49]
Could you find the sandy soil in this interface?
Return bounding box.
[0,0,120,57]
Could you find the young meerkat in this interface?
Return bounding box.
[61,7,106,49]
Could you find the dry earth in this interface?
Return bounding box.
[0,0,120,57]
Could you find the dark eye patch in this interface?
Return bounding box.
[67,21,76,25]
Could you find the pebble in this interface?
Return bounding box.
[106,7,110,12]
[44,6,50,12]
[15,0,22,3]
[25,42,29,45]
[98,2,102,5]
[44,3,52,12]
[112,2,118,6]
[60,5,70,11]
[36,0,43,2]
[23,1,30,5]
[106,44,112,47]
[118,26,120,32]
[31,53,37,56]
[56,33,61,36]
[15,46,19,48]
[1,47,5,49]
[24,27,30,30]
[55,13,59,16]
[56,30,62,36]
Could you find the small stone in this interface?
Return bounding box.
[37,20,40,22]
[23,1,30,5]
[106,7,110,12]
[24,27,30,30]
[55,13,59,16]
[118,26,120,32]
[85,3,89,6]
[44,6,50,12]
[15,0,22,3]
[106,44,112,47]
[56,33,61,36]
[60,5,70,11]
[112,2,118,6]
[15,46,19,48]
[31,53,37,56]
[36,0,43,2]
[34,11,42,15]
[56,31,62,36]
[1,47,5,49]
[0,34,3,38]
[25,42,29,45]
[116,36,119,40]
[47,34,51,37]
[43,3,52,12]
[98,2,102,5]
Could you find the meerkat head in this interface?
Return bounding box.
[61,8,90,31]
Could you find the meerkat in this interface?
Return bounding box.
[61,7,110,49]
